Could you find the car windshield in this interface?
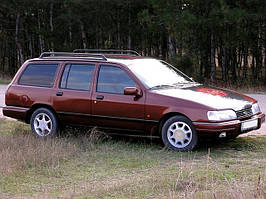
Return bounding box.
[119,59,193,89]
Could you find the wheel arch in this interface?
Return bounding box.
[158,112,192,135]
[25,104,59,124]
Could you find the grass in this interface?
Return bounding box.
[0,80,9,85]
[0,119,265,199]
[0,73,11,85]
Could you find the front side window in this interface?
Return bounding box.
[97,65,135,94]
[60,64,95,91]
[19,64,58,87]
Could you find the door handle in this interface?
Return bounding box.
[56,91,63,96]
[96,95,104,100]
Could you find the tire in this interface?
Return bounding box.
[30,108,58,138]
[161,116,198,152]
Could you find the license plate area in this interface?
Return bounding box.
[241,119,258,132]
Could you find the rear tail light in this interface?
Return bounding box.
[4,83,12,106]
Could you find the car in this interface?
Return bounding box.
[3,49,265,151]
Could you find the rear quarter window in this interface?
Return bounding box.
[18,64,58,87]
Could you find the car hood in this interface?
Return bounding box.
[152,84,255,111]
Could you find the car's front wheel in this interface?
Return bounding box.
[161,116,198,151]
[30,108,58,137]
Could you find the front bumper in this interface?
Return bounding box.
[193,113,265,135]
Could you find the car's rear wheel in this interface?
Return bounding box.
[30,108,58,137]
[161,116,198,151]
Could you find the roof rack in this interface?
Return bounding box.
[73,49,141,56]
[39,52,107,61]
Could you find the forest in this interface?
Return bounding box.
[0,0,265,86]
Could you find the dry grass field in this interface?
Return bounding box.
[0,118,265,199]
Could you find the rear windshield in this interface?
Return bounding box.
[19,64,58,87]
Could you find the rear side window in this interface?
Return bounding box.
[19,64,58,87]
[60,64,95,91]
[97,65,135,94]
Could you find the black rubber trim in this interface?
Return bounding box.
[3,106,30,112]
[57,111,158,123]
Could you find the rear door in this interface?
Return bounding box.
[91,64,145,131]
[52,62,96,125]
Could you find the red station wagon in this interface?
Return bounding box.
[3,50,265,151]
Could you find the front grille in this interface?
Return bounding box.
[236,105,253,118]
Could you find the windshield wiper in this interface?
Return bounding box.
[174,81,192,85]
[150,84,174,90]
[173,82,201,88]
[174,81,200,85]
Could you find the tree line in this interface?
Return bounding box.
[0,0,265,85]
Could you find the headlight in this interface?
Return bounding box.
[207,110,237,121]
[251,103,260,114]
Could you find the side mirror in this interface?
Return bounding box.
[124,87,142,97]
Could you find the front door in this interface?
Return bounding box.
[91,64,145,131]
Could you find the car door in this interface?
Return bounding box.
[91,64,145,131]
[52,62,96,125]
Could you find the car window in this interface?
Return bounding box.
[97,65,135,94]
[60,64,95,91]
[19,64,58,87]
